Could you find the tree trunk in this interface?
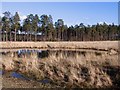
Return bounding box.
[3,33,5,41]
[15,28,16,41]
[10,32,12,41]
[35,30,37,41]
[30,34,32,41]
[6,32,8,41]
[75,30,76,41]
[27,34,29,41]
[24,34,25,41]
[35,34,37,41]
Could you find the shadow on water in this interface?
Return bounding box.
[11,72,30,80]
[39,79,50,84]
[11,72,50,84]
[0,70,4,75]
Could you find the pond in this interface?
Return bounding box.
[11,72,50,84]
[1,49,98,59]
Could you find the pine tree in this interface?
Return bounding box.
[2,11,11,41]
[32,14,40,41]
[13,12,20,41]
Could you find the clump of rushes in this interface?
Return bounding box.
[2,50,120,88]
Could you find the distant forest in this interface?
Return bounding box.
[0,11,120,41]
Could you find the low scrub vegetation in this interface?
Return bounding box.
[1,49,120,88]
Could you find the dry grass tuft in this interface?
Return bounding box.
[1,47,120,88]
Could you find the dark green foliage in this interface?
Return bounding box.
[1,12,120,41]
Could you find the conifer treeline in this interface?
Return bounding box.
[0,11,120,41]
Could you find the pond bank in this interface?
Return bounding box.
[0,41,119,51]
